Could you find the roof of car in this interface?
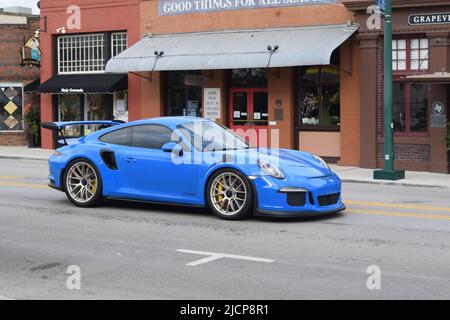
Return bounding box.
[129,116,210,126]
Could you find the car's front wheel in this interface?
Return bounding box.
[206,169,252,220]
[63,159,103,207]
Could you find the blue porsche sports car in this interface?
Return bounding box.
[43,117,344,220]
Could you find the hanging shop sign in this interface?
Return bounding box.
[158,0,338,16]
[20,37,41,68]
[408,12,450,26]
[203,88,221,119]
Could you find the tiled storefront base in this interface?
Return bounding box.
[0,132,27,146]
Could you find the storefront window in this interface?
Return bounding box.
[58,94,114,136]
[167,71,202,117]
[410,84,428,132]
[393,83,406,132]
[85,95,110,120]
[58,94,82,137]
[393,82,428,134]
[298,65,340,128]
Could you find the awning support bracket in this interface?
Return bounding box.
[266,45,281,78]
[130,72,152,82]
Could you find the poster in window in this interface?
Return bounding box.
[203,88,221,120]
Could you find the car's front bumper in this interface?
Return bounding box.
[249,173,344,218]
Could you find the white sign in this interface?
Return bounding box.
[203,88,221,119]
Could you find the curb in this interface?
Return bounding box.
[341,179,447,189]
[0,155,49,162]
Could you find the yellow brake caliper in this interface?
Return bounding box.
[90,179,97,194]
[217,179,225,206]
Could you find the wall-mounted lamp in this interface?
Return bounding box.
[267,45,279,53]
[56,27,67,34]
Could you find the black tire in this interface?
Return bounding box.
[63,158,103,207]
[206,168,252,220]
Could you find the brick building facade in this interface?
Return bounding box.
[0,8,40,146]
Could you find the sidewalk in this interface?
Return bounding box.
[0,146,53,161]
[0,147,448,188]
[330,164,450,189]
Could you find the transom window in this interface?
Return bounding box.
[112,32,128,57]
[58,34,105,74]
[392,38,429,72]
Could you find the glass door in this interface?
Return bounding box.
[229,88,268,147]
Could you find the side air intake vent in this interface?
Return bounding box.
[100,149,118,170]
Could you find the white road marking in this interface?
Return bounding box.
[176,249,274,266]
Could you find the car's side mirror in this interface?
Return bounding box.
[162,142,183,157]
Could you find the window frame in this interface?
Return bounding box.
[389,81,430,137]
[381,36,431,137]
[111,32,128,57]
[392,37,429,75]
[57,31,128,75]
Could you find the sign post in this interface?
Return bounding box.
[374,0,405,180]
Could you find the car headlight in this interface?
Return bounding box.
[258,159,285,179]
[313,155,330,170]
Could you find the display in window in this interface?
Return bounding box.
[58,94,81,137]
[299,65,340,127]
[410,84,428,132]
[114,92,128,122]
[85,95,108,121]
[0,85,23,131]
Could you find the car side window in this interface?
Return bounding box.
[131,125,176,149]
[99,127,132,146]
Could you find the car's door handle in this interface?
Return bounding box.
[125,157,136,164]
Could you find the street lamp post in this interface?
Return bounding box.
[374,0,405,181]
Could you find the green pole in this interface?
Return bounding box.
[374,0,405,180]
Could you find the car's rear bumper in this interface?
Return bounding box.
[48,182,63,191]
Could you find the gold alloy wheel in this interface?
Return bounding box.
[210,172,247,216]
[66,161,98,203]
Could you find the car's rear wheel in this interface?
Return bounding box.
[207,169,252,220]
[63,159,102,207]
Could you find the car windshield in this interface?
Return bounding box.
[177,121,251,152]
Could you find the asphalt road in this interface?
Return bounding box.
[0,158,450,300]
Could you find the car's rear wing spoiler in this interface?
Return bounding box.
[41,120,125,148]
